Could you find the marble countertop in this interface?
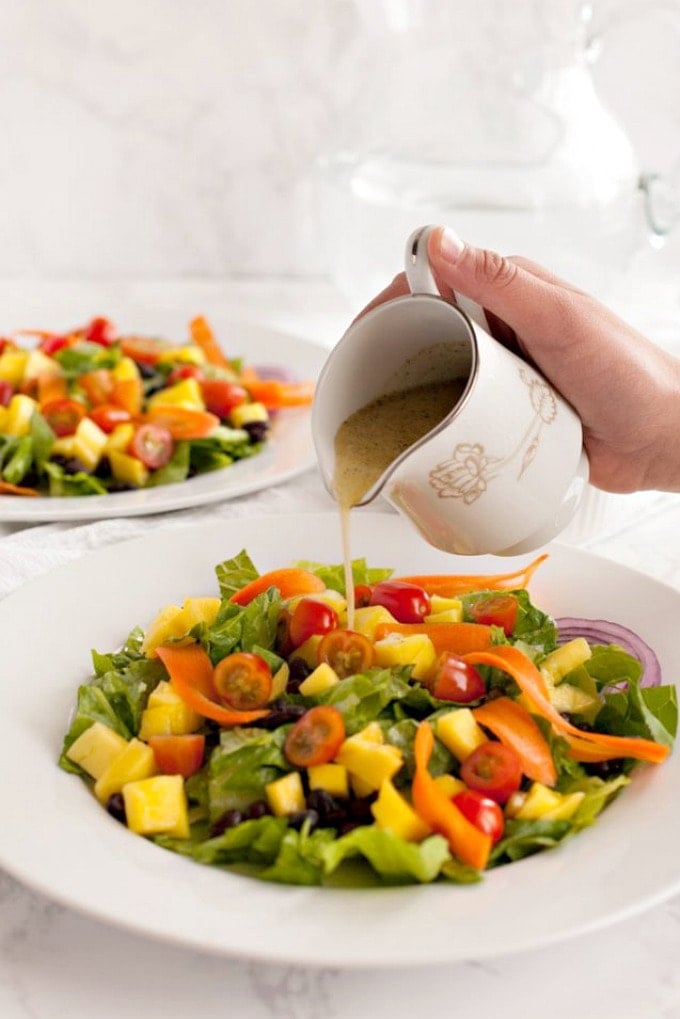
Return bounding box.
[2,276,680,1019]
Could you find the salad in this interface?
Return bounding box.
[0,315,313,497]
[60,551,676,886]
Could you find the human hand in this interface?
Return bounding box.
[360,226,680,494]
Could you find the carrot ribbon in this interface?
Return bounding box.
[394,553,548,597]
[156,644,269,726]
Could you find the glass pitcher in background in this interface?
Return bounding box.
[317,0,677,309]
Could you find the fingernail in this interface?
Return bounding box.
[438,227,465,264]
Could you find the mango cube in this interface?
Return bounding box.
[354,721,384,743]
[94,738,157,804]
[510,782,585,822]
[122,774,189,838]
[158,344,206,366]
[290,634,322,669]
[3,394,37,436]
[50,435,77,457]
[335,735,403,792]
[265,771,306,816]
[66,722,128,780]
[541,638,592,684]
[104,422,135,454]
[429,595,464,616]
[139,681,202,737]
[435,709,488,761]
[270,662,289,700]
[298,662,340,697]
[72,416,108,470]
[0,350,28,386]
[179,596,221,629]
[371,779,431,842]
[307,763,349,798]
[373,633,436,680]
[108,449,149,487]
[148,377,205,411]
[112,356,141,382]
[23,349,62,381]
[433,773,466,799]
[230,401,268,427]
[352,605,397,641]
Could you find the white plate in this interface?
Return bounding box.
[1,511,679,968]
[0,323,327,522]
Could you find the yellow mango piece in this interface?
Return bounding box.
[290,634,322,669]
[541,638,592,684]
[158,344,206,366]
[51,435,77,457]
[335,736,403,792]
[104,422,135,454]
[65,722,128,780]
[23,349,63,381]
[425,608,465,623]
[138,702,202,740]
[270,662,289,700]
[373,633,436,680]
[512,782,585,822]
[429,595,464,616]
[141,605,186,656]
[433,773,467,799]
[148,377,205,411]
[3,394,37,437]
[108,449,149,487]
[355,721,384,744]
[72,416,108,470]
[94,738,157,804]
[180,596,221,629]
[352,605,397,641]
[122,774,189,838]
[265,771,306,817]
[307,763,349,798]
[0,350,28,386]
[435,709,488,762]
[299,662,340,697]
[112,357,141,382]
[371,778,432,842]
[230,402,268,427]
[0,406,7,430]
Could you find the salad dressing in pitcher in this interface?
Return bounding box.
[333,375,467,627]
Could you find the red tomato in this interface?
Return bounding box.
[88,404,132,433]
[460,741,523,804]
[42,398,87,437]
[79,369,114,407]
[167,364,205,384]
[468,594,519,637]
[0,380,13,407]
[148,734,205,778]
[353,584,373,609]
[369,580,431,623]
[128,423,174,468]
[213,652,273,711]
[284,705,346,768]
[38,334,72,356]
[453,789,504,844]
[84,317,117,347]
[289,598,339,648]
[318,629,375,678]
[200,379,248,418]
[120,335,168,366]
[429,652,486,702]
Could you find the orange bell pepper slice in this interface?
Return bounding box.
[412,721,491,870]
[0,480,40,497]
[463,645,670,765]
[241,376,315,409]
[394,554,549,597]
[473,696,557,786]
[111,377,143,416]
[374,621,494,656]
[230,567,326,606]
[37,373,68,406]
[141,405,220,440]
[190,315,231,370]
[156,644,269,726]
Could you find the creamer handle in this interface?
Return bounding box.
[405,225,491,332]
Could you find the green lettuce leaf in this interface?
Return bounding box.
[204,588,282,664]
[320,827,451,884]
[215,549,260,600]
[317,667,413,734]
[293,558,392,596]
[206,727,290,819]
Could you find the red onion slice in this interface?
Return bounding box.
[253,365,297,382]
[555,617,662,687]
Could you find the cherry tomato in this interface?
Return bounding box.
[213,652,273,711]
[84,316,117,347]
[0,380,13,407]
[468,594,519,637]
[42,398,87,437]
[128,423,174,468]
[353,584,373,609]
[284,705,346,768]
[148,734,205,778]
[38,334,72,356]
[289,598,338,648]
[79,369,114,407]
[88,404,132,433]
[200,379,248,418]
[460,741,523,804]
[120,335,169,366]
[318,629,375,678]
[453,789,504,844]
[167,364,205,384]
[369,580,431,623]
[428,652,486,702]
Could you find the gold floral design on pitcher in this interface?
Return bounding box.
[429,368,557,503]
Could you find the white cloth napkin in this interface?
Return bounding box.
[0,471,351,601]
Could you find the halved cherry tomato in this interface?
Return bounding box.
[468,594,519,637]
[370,580,431,623]
[318,629,375,678]
[289,598,339,648]
[167,364,205,384]
[42,398,86,437]
[88,404,132,433]
[0,380,13,407]
[231,568,326,607]
[84,316,117,347]
[148,734,205,778]
[38,334,73,356]
[120,335,169,366]
[453,789,504,845]
[213,652,272,711]
[200,379,248,418]
[353,584,373,609]
[141,405,219,440]
[156,644,269,726]
[460,741,523,805]
[283,705,346,767]
[79,368,114,407]
[428,652,486,703]
[129,423,174,468]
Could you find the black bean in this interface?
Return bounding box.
[287,809,319,832]
[250,700,306,729]
[244,800,272,821]
[287,658,312,692]
[51,455,90,475]
[243,421,269,443]
[106,793,127,824]
[209,808,243,837]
